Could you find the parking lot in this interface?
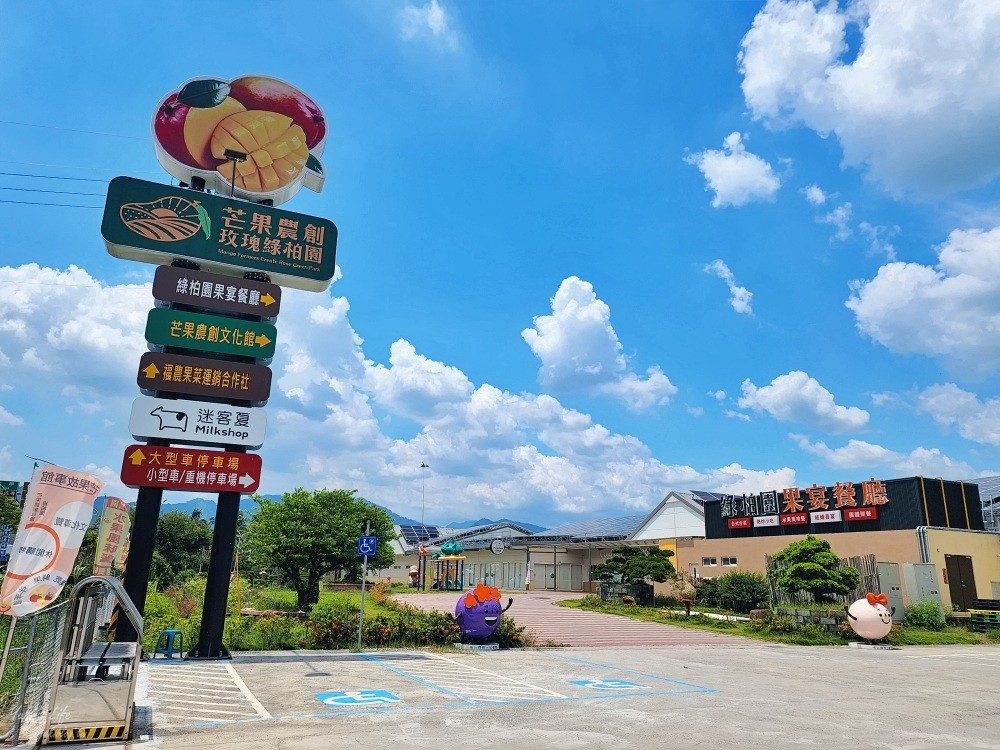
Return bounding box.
[131,644,1000,750]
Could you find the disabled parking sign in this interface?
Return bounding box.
[315,690,402,706]
[571,679,645,690]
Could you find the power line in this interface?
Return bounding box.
[0,199,101,209]
[0,171,108,183]
[0,119,145,141]
[0,187,105,196]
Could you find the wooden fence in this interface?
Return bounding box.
[764,553,878,605]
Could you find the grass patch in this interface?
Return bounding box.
[563,596,998,647]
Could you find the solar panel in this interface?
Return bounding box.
[399,525,440,544]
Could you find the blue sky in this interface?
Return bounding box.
[2,1,1000,528]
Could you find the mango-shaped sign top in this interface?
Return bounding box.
[152,75,326,207]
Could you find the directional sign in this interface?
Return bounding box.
[153,265,281,319]
[137,352,272,405]
[120,444,261,493]
[357,536,378,557]
[129,396,266,449]
[103,176,337,292]
[145,308,276,361]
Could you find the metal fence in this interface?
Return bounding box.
[0,602,69,743]
[764,553,878,606]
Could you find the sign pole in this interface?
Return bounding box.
[188,482,242,660]
[357,520,370,651]
[115,483,163,643]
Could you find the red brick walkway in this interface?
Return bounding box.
[393,590,749,647]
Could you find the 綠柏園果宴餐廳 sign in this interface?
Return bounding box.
[102,176,337,292]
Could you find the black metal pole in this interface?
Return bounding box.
[114,485,163,643]
[187,488,241,659]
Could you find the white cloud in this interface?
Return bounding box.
[858,222,899,261]
[739,371,869,433]
[725,410,751,422]
[739,0,1000,195]
[792,433,974,477]
[703,260,753,314]
[846,225,1000,375]
[820,202,852,241]
[399,0,460,51]
[916,383,1000,446]
[0,405,22,426]
[688,406,704,417]
[522,276,677,410]
[685,132,781,207]
[709,390,726,401]
[367,340,474,421]
[803,184,826,205]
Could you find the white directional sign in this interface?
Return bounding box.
[128,396,266,449]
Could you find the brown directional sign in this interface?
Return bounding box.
[152,265,281,319]
[137,352,272,405]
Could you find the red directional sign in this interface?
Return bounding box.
[119,444,261,493]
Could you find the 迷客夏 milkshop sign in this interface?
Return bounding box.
[102,176,337,291]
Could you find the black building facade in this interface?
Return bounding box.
[704,476,983,540]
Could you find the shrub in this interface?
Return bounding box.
[695,578,722,607]
[369,581,391,605]
[716,571,770,614]
[654,594,679,608]
[492,617,534,648]
[904,599,945,630]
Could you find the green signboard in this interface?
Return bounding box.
[103,176,337,292]
[145,308,276,361]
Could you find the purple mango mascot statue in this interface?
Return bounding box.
[455,582,513,640]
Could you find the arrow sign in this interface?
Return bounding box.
[120,444,261,493]
[145,308,277,361]
[137,352,272,405]
[129,396,266,449]
[152,265,282,319]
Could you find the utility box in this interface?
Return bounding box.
[902,562,944,608]
[876,562,905,622]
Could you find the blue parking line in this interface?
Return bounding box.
[536,651,717,693]
[358,652,472,703]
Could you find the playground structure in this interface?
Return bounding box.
[414,541,467,591]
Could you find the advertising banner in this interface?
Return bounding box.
[93,497,131,576]
[0,465,103,617]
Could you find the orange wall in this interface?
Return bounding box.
[674,530,920,577]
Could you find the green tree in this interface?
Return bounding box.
[245,489,396,610]
[772,535,860,603]
[592,545,676,584]
[0,486,21,531]
[151,510,213,588]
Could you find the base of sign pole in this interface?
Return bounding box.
[185,643,232,660]
[455,643,499,652]
[848,641,900,650]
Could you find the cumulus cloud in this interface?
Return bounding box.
[2,263,798,524]
[846,225,1000,375]
[792,434,974,477]
[725,410,751,423]
[916,383,1000,446]
[522,276,677,410]
[858,222,899,261]
[803,184,827,205]
[399,0,460,51]
[703,260,753,314]
[739,0,1000,195]
[685,132,781,207]
[0,405,22,426]
[820,202,852,241]
[709,390,726,401]
[739,371,869,433]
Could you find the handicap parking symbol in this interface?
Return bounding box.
[315,690,403,706]
[571,679,646,690]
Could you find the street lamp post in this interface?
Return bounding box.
[420,463,429,526]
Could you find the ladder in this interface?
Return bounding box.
[41,576,143,744]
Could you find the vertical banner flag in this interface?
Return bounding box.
[93,497,131,576]
[0,465,102,617]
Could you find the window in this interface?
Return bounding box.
[722,556,738,566]
[701,557,717,566]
